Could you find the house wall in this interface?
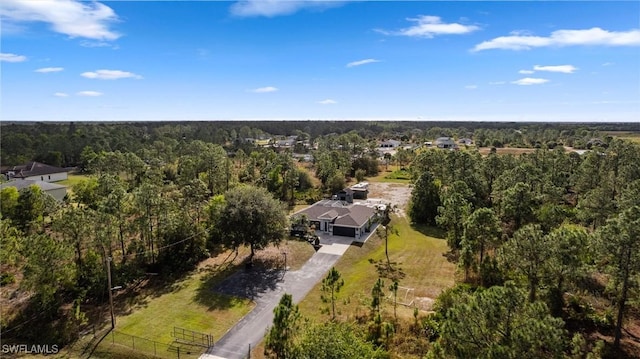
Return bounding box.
[45,187,67,201]
[25,172,68,183]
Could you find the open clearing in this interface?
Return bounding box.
[297,181,454,320]
[92,240,314,358]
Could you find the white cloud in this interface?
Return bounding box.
[473,27,640,51]
[35,67,63,73]
[519,70,535,74]
[0,52,27,62]
[0,0,120,40]
[230,0,342,17]
[81,69,142,80]
[602,62,614,66]
[489,81,506,85]
[533,64,578,73]
[464,85,478,90]
[80,40,118,49]
[54,92,68,97]
[346,58,380,68]
[377,15,480,38]
[317,99,337,104]
[77,90,103,96]
[512,77,550,86]
[249,86,278,93]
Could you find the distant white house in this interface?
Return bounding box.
[379,139,401,148]
[0,179,67,201]
[1,161,69,182]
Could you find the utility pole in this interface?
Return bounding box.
[106,256,115,329]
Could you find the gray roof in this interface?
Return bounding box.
[318,210,340,220]
[2,161,69,178]
[0,179,66,191]
[435,137,455,143]
[296,201,377,228]
[334,205,376,227]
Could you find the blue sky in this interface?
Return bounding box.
[1,1,639,122]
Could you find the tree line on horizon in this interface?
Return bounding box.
[2,120,637,167]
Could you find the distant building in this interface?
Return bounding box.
[337,188,354,203]
[350,182,369,199]
[0,179,67,201]
[435,137,457,149]
[275,138,296,148]
[1,161,69,182]
[458,138,473,146]
[379,140,401,148]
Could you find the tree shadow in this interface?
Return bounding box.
[410,223,446,239]
[212,264,283,301]
[195,254,285,309]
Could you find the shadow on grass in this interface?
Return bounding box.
[211,263,283,301]
[410,223,446,239]
[195,253,285,308]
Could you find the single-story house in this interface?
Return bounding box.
[294,200,379,238]
[1,161,69,182]
[275,139,296,148]
[0,179,67,201]
[458,138,473,146]
[435,137,457,149]
[379,139,401,148]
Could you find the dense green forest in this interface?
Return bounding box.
[407,138,640,357]
[2,120,640,166]
[1,121,639,358]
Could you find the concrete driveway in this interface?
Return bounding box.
[200,236,358,359]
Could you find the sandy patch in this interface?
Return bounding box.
[366,182,413,217]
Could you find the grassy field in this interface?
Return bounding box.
[604,131,640,144]
[249,215,455,358]
[56,173,91,187]
[297,215,455,322]
[368,168,413,184]
[90,240,314,358]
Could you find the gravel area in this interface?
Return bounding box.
[365,182,413,217]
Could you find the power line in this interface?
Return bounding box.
[119,227,209,260]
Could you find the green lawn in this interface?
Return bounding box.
[113,269,253,344]
[92,240,314,358]
[56,173,91,187]
[368,168,412,184]
[297,215,455,322]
